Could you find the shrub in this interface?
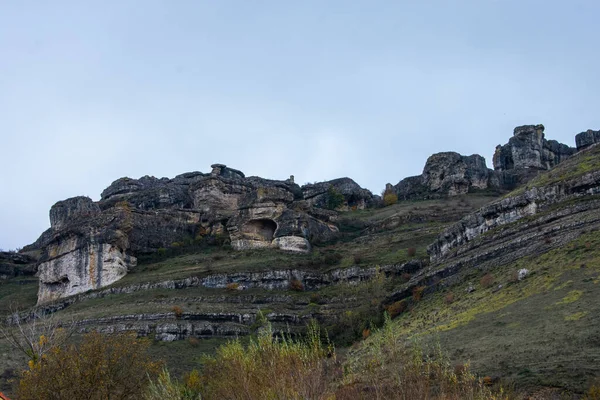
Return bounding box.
[585,384,600,400]
[383,192,398,207]
[146,368,202,400]
[200,321,332,399]
[327,186,345,210]
[188,337,200,348]
[18,332,160,400]
[401,272,411,282]
[480,273,494,289]
[337,313,509,399]
[289,279,305,292]
[362,328,371,340]
[386,300,407,318]
[172,306,184,318]
[444,292,455,305]
[406,247,417,257]
[353,253,364,264]
[323,252,343,265]
[225,282,240,291]
[412,286,426,302]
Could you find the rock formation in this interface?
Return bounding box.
[31,164,374,304]
[391,124,577,199]
[0,251,37,280]
[393,152,492,200]
[493,124,575,171]
[575,129,600,151]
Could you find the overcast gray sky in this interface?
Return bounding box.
[1,0,599,250]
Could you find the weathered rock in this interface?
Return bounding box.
[394,152,491,200]
[493,124,575,171]
[428,168,600,262]
[0,251,37,279]
[392,124,576,200]
[37,233,136,304]
[575,129,600,151]
[32,164,362,302]
[50,197,100,230]
[301,178,375,210]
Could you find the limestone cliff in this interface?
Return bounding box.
[393,152,492,200]
[32,164,374,304]
[575,129,600,151]
[391,124,576,200]
[493,124,575,171]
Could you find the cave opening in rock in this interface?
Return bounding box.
[243,219,277,242]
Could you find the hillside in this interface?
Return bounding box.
[1,125,600,397]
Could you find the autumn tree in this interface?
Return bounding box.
[17,332,161,400]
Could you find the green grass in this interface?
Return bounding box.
[377,230,600,392]
[509,144,600,196]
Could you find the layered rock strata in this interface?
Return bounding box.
[31,164,374,303]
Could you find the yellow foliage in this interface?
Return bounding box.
[18,332,161,400]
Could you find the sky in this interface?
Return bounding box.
[1,0,599,250]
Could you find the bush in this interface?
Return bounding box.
[444,292,455,305]
[412,286,426,302]
[200,321,333,399]
[188,337,200,348]
[406,247,417,257]
[289,279,305,292]
[327,186,345,210]
[480,273,494,289]
[18,332,160,400]
[146,368,202,400]
[383,192,398,207]
[225,282,240,291]
[386,300,407,318]
[172,306,184,318]
[337,313,509,399]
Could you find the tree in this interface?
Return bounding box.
[17,332,161,400]
[0,308,74,365]
[327,186,345,210]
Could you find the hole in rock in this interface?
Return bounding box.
[242,219,277,242]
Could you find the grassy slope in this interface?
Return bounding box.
[387,231,600,392]
[366,147,600,394]
[0,194,500,394]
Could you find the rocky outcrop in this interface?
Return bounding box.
[575,129,600,151]
[391,124,577,200]
[33,164,377,303]
[50,197,100,230]
[493,125,575,171]
[428,168,600,263]
[38,238,136,304]
[0,251,37,280]
[301,178,376,210]
[394,152,492,200]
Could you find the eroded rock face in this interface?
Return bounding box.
[32,164,362,303]
[394,152,491,200]
[50,197,100,230]
[38,237,135,304]
[391,124,577,200]
[493,125,575,171]
[575,129,600,151]
[428,169,600,262]
[301,178,376,210]
[0,251,37,279]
